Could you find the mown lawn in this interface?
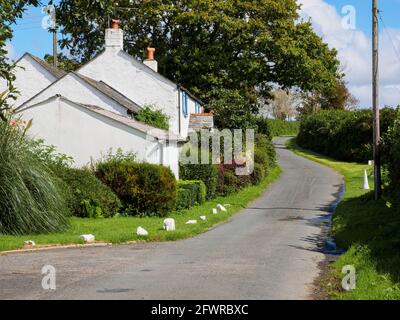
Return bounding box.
[0,166,281,252]
[287,139,400,300]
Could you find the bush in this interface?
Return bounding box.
[54,167,121,218]
[297,108,398,163]
[0,118,69,235]
[257,118,299,137]
[254,133,276,170]
[134,105,170,130]
[251,163,265,185]
[382,110,400,190]
[176,180,206,210]
[217,168,240,196]
[95,159,177,217]
[180,162,218,200]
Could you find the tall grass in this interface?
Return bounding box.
[0,117,69,235]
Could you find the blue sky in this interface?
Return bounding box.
[7,0,400,107]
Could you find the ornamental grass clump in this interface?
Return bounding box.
[0,117,69,235]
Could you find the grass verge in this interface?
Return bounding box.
[0,166,281,253]
[287,138,400,300]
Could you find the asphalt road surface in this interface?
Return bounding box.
[0,137,343,300]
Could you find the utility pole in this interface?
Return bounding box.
[372,0,381,200]
[52,9,57,68]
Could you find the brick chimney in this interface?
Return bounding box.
[105,19,123,50]
[143,47,158,72]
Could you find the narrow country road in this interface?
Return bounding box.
[0,137,343,300]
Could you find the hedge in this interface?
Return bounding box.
[176,180,206,210]
[297,108,398,163]
[257,118,299,137]
[95,160,177,217]
[54,167,122,218]
[180,162,218,200]
[382,110,400,191]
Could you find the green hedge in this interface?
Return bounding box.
[54,167,121,218]
[95,160,177,217]
[297,108,398,163]
[176,180,206,210]
[257,118,299,137]
[180,162,218,200]
[382,110,400,191]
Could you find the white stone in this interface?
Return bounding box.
[79,234,95,243]
[211,208,218,214]
[137,227,149,236]
[200,216,206,221]
[186,220,197,224]
[24,240,36,246]
[163,218,176,231]
[217,204,227,212]
[363,169,370,190]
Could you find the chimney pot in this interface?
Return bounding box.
[146,47,156,61]
[111,19,120,30]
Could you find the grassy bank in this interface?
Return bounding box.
[287,139,400,300]
[0,166,281,252]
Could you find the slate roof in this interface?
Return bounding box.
[25,53,66,79]
[72,72,142,113]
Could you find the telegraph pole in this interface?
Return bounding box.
[372,0,381,200]
[52,10,57,68]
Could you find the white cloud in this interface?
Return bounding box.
[298,0,400,107]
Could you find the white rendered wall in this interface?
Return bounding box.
[19,98,179,177]
[0,55,57,107]
[78,49,180,134]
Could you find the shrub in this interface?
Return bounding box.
[95,159,177,217]
[217,168,240,196]
[297,108,398,163]
[0,118,69,235]
[54,167,121,218]
[254,133,276,170]
[257,118,299,137]
[180,162,218,200]
[176,180,206,210]
[382,110,400,190]
[251,163,265,185]
[134,105,170,130]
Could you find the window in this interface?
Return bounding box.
[182,91,189,118]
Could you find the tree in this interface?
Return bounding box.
[263,89,299,120]
[0,0,39,120]
[44,53,81,72]
[56,0,341,107]
[298,79,359,115]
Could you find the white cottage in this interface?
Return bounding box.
[6,20,213,178]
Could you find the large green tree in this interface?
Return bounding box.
[56,0,341,105]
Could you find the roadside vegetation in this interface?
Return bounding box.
[288,130,400,299]
[257,118,299,137]
[0,167,281,252]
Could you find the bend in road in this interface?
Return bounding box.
[0,137,344,300]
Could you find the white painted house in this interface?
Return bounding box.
[6,20,213,178]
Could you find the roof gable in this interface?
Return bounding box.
[16,71,142,114]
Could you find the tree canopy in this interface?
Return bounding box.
[56,0,341,105]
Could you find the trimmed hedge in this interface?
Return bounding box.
[297,108,398,163]
[257,118,299,137]
[95,160,177,217]
[54,167,121,218]
[180,162,218,200]
[176,180,206,210]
